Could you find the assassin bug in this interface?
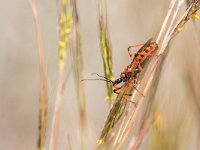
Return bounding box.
[113,38,158,96]
[82,38,158,97]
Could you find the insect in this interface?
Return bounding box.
[81,38,158,96]
[113,38,158,96]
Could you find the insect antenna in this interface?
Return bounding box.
[91,73,114,83]
[81,73,114,83]
[81,78,113,83]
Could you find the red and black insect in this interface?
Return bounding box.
[113,38,158,95]
[82,38,158,96]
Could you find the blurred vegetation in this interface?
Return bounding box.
[28,0,200,149]
[29,0,47,149]
[70,0,88,149]
[97,0,114,103]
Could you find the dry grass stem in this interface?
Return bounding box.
[156,0,177,43]
[29,0,48,149]
[70,0,88,148]
[49,0,73,149]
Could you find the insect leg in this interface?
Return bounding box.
[128,43,144,60]
[138,63,143,72]
[113,83,133,96]
[124,96,136,104]
[130,78,145,97]
[113,84,122,94]
[133,86,145,97]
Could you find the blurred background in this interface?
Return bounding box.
[0,0,200,149]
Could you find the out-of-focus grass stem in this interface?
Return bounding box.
[49,0,72,149]
[97,0,114,103]
[70,0,88,149]
[29,0,48,150]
